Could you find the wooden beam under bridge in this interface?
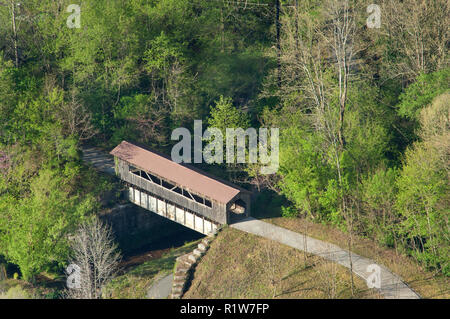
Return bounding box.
[127,184,219,235]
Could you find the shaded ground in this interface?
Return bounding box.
[120,248,171,272]
[81,146,115,175]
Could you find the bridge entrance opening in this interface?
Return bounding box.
[229,199,247,223]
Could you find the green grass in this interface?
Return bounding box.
[0,279,60,299]
[104,239,201,299]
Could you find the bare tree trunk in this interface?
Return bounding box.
[331,0,354,149]
[275,4,358,297]
[9,1,18,67]
[294,0,299,55]
[264,241,278,298]
[330,0,355,292]
[220,6,225,53]
[347,220,355,296]
[275,0,281,87]
[65,218,121,299]
[0,263,6,281]
[317,245,339,299]
[383,0,449,81]
[303,221,308,268]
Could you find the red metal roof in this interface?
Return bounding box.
[110,141,242,204]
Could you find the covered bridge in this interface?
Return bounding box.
[110,141,251,235]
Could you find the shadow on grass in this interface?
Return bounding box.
[251,190,287,220]
[275,285,317,298]
[281,263,316,282]
[106,240,201,298]
[124,240,199,278]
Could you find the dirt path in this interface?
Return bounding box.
[231,217,420,299]
[81,145,115,175]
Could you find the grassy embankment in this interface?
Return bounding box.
[0,276,60,299]
[184,227,382,299]
[105,239,201,299]
[250,191,450,299]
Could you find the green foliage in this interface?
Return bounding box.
[419,92,450,140]
[207,96,250,134]
[144,32,184,76]
[0,0,270,283]
[0,168,96,281]
[361,168,399,247]
[0,0,448,280]
[396,141,449,274]
[0,93,106,281]
[276,81,394,223]
[344,82,395,171]
[281,206,298,218]
[276,111,333,220]
[44,290,62,299]
[0,285,30,299]
[394,93,449,274]
[397,69,450,120]
[318,178,344,226]
[0,56,16,141]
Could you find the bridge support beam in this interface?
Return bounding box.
[128,186,218,235]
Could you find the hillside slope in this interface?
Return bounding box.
[184,227,381,299]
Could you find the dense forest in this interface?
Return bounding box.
[0,0,448,284]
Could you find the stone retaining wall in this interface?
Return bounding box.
[170,228,222,299]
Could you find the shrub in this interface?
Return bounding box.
[397,68,450,120]
[0,285,30,299]
[361,168,399,247]
[396,141,449,275]
[281,206,298,218]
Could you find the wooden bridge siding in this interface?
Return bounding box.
[128,185,218,235]
[116,159,227,225]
